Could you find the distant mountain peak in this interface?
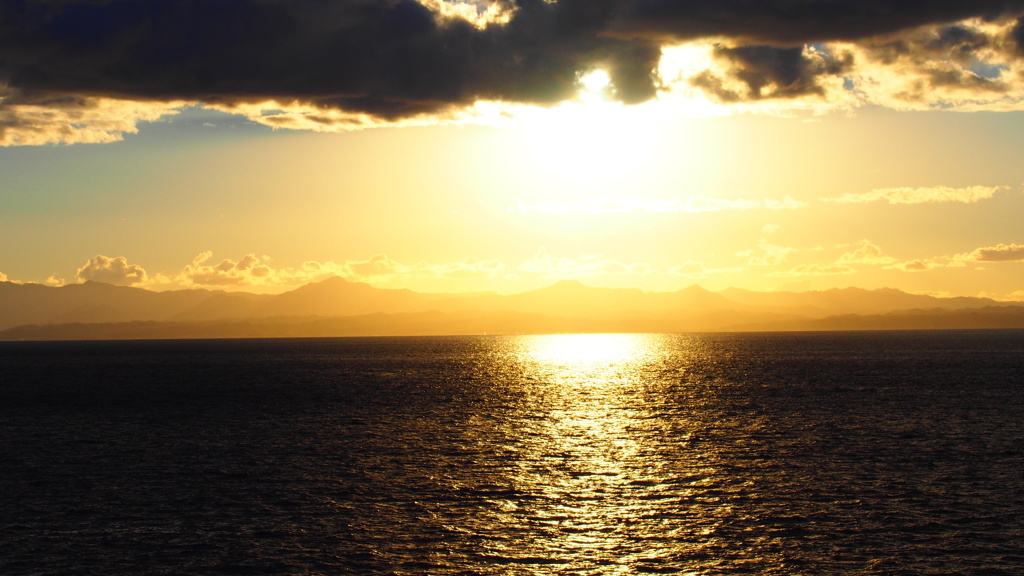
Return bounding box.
[315,276,351,285]
[550,279,588,289]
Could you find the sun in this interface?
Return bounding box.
[507,73,666,199]
[577,69,613,102]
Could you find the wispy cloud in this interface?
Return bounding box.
[835,240,898,265]
[767,239,960,276]
[738,239,795,266]
[769,263,857,277]
[519,248,652,278]
[667,260,745,279]
[1005,290,1024,301]
[511,196,806,214]
[965,242,1024,262]
[883,258,967,272]
[0,88,182,146]
[823,185,1005,205]
[342,254,505,281]
[170,252,506,288]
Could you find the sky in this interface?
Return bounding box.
[3,0,1024,299]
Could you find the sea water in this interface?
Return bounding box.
[1,331,1022,575]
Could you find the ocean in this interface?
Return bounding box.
[1,331,1022,575]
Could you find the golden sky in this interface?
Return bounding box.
[2,1,1024,299]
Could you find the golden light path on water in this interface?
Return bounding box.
[483,333,710,574]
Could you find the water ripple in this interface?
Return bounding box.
[1,331,1023,574]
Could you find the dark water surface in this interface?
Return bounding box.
[2,331,1022,575]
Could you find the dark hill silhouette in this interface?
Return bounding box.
[1,278,1020,340]
[719,286,999,316]
[262,276,440,317]
[0,281,221,329]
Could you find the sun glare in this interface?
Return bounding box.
[510,99,665,199]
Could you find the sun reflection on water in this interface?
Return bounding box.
[521,333,655,370]
[488,333,696,573]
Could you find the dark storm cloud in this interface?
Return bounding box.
[1012,17,1024,52]
[861,24,995,65]
[1,0,1023,120]
[618,0,1024,45]
[691,44,853,102]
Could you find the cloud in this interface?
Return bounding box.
[1005,289,1024,301]
[0,87,183,146]
[667,260,745,279]
[519,247,651,278]
[836,240,898,265]
[173,251,505,287]
[884,259,940,272]
[511,195,805,214]
[341,254,505,281]
[178,252,275,286]
[883,257,968,271]
[688,44,853,103]
[653,16,1024,117]
[966,242,1024,261]
[0,271,6,282]
[616,2,1024,45]
[0,0,662,123]
[76,255,148,286]
[738,239,794,266]
[769,263,857,277]
[5,2,1024,142]
[686,196,807,212]
[823,185,1005,204]
[774,240,968,274]
[839,19,1024,111]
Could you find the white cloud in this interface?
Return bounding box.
[823,185,1004,205]
[76,255,148,286]
[0,271,7,282]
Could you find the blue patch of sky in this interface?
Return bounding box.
[131,105,272,143]
[967,60,1008,80]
